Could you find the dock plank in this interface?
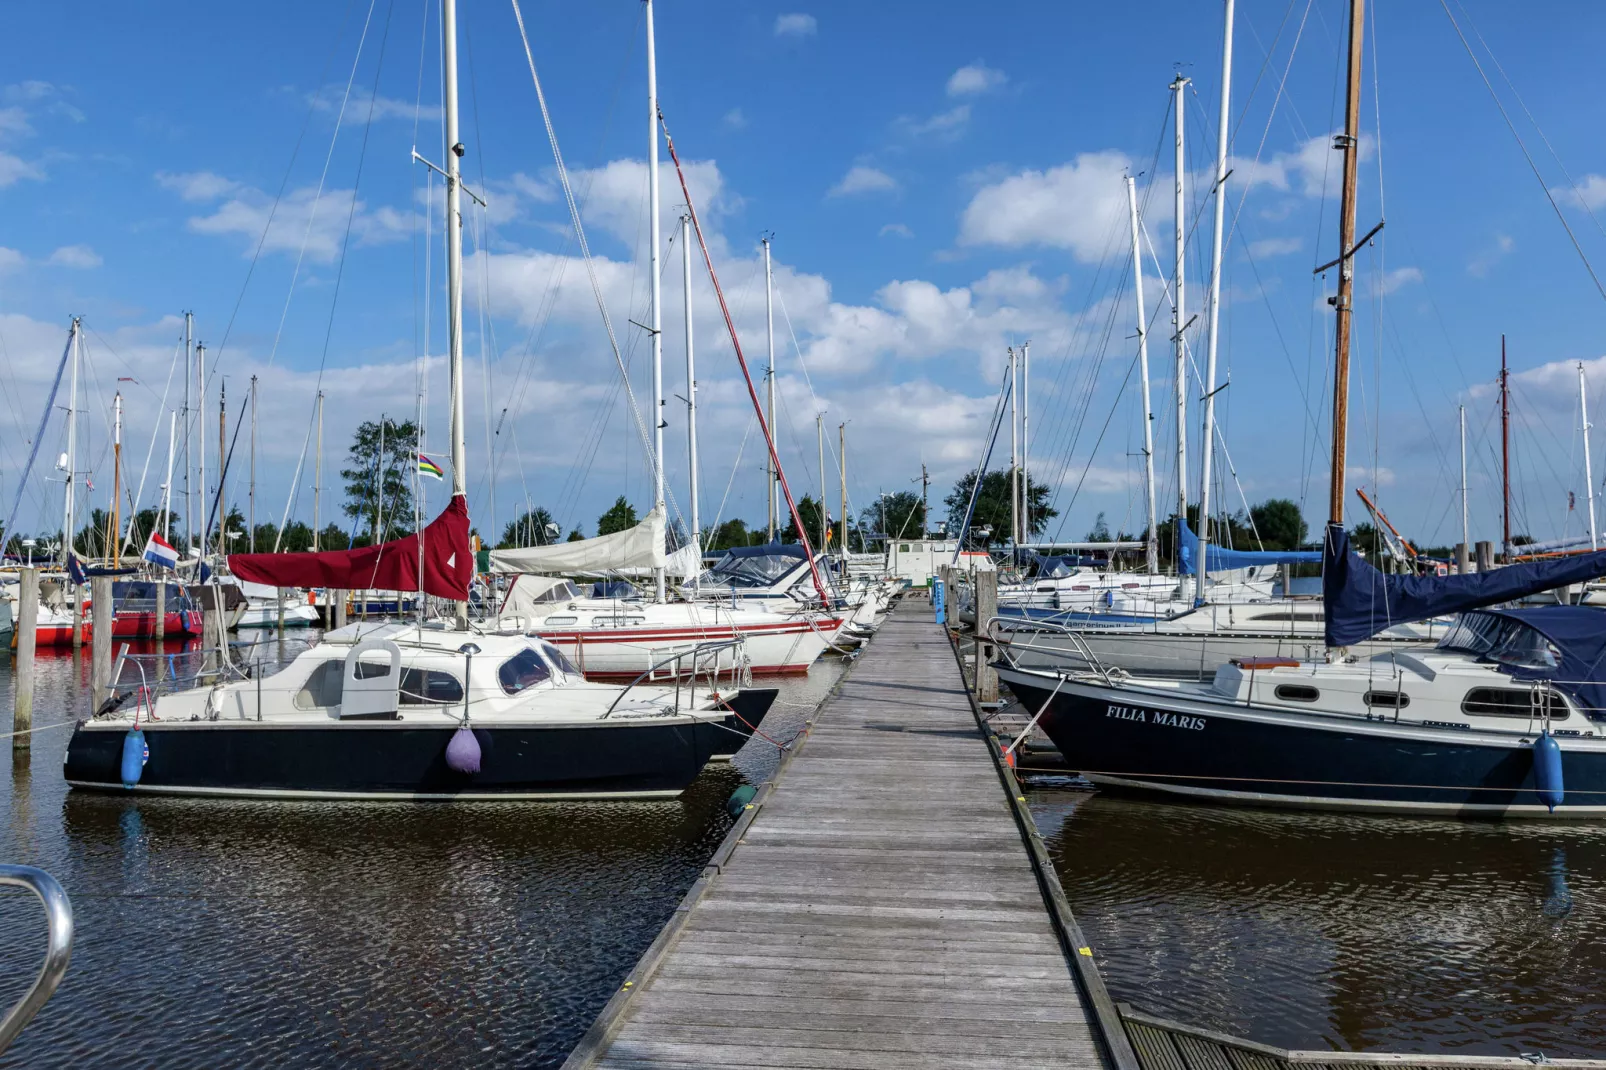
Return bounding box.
[566,597,1107,1068]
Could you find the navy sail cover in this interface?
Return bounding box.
[1177,519,1321,576]
[1322,523,1606,646]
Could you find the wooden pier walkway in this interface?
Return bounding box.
[563,596,1124,1069]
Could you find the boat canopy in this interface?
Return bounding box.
[487,506,665,574]
[1322,522,1606,646]
[229,494,474,600]
[1467,607,1606,718]
[1177,519,1320,576]
[1029,553,1101,576]
[697,543,809,589]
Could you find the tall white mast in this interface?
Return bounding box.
[443,0,467,505]
[1009,346,1019,549]
[183,310,193,553]
[1021,340,1031,544]
[1582,363,1598,551]
[62,319,81,563]
[1171,73,1190,554]
[681,213,700,569]
[1194,0,1235,604]
[195,340,206,561]
[314,391,324,551]
[817,414,827,554]
[1459,404,1469,562]
[249,374,258,552]
[646,0,666,601]
[1128,176,1160,575]
[764,236,776,541]
[110,391,123,564]
[162,410,176,539]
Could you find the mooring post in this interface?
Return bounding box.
[14,567,38,754]
[71,579,83,649]
[1475,540,1494,572]
[91,575,114,712]
[334,591,348,630]
[934,566,948,625]
[1455,542,1470,574]
[154,576,166,650]
[974,568,998,704]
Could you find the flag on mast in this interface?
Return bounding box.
[418,453,445,481]
[143,530,180,570]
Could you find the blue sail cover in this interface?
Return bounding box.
[1177,519,1321,576]
[1323,523,1606,646]
[1486,606,1606,718]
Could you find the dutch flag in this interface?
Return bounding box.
[143,531,180,570]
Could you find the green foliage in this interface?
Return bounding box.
[597,496,638,537]
[566,529,584,542]
[859,490,925,542]
[782,495,835,546]
[943,470,1057,545]
[1250,498,1309,549]
[500,507,558,549]
[341,418,419,542]
[706,518,758,551]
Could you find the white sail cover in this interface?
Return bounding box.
[665,542,703,581]
[487,506,666,573]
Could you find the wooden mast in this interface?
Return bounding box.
[1327,0,1366,527]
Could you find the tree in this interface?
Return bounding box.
[782,495,835,546]
[597,496,638,537]
[566,529,584,542]
[1250,498,1308,550]
[1349,522,1383,557]
[706,518,752,552]
[858,491,925,543]
[341,418,419,543]
[318,524,351,551]
[943,470,1057,545]
[1085,512,1112,542]
[500,506,559,549]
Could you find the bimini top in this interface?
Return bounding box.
[698,543,811,589]
[1323,522,1606,646]
[1177,519,1321,576]
[1445,606,1606,719]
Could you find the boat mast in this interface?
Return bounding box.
[1171,72,1189,562]
[1326,0,1365,530]
[183,310,193,554]
[442,0,469,619]
[764,236,776,542]
[196,341,206,561]
[62,318,80,565]
[218,379,227,554]
[1009,345,1019,552]
[375,415,385,544]
[162,410,176,540]
[681,213,700,567]
[1021,341,1030,544]
[109,391,122,565]
[1127,176,1160,575]
[1582,363,1598,551]
[817,413,827,555]
[839,422,847,554]
[1458,404,1469,564]
[646,0,666,601]
[314,390,323,551]
[249,374,258,553]
[1195,0,1235,605]
[1500,335,1511,557]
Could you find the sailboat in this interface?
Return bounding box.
[995,0,1606,817]
[63,0,771,800]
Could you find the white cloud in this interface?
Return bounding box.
[1467,234,1514,278]
[1248,236,1302,258]
[722,108,747,130]
[946,62,1007,97]
[1228,132,1375,199]
[159,170,413,262]
[1555,174,1606,211]
[879,223,913,239]
[1374,266,1422,296]
[774,13,817,37]
[0,153,39,188]
[0,247,24,273]
[958,151,1133,261]
[48,244,101,269]
[899,105,970,141]
[829,165,898,198]
[155,170,242,202]
[306,86,440,124]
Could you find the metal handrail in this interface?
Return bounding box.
[0,865,73,1056]
[985,614,1117,685]
[603,637,748,717]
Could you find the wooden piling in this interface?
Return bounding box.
[71,580,83,649]
[154,577,166,648]
[90,575,113,711]
[14,568,38,753]
[1454,542,1470,574]
[974,568,999,704]
[333,592,347,630]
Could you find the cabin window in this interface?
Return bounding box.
[399,668,464,705]
[592,616,647,628]
[543,616,578,626]
[295,661,345,709]
[899,544,910,553]
[1363,690,1411,709]
[498,648,553,695]
[537,642,580,676]
[1461,687,1569,720]
[352,659,392,680]
[1274,684,1319,703]
[1249,611,1325,623]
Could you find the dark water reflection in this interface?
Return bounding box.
[0,632,847,1068]
[1033,787,1606,1057]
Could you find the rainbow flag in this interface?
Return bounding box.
[418,453,445,481]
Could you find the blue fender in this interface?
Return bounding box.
[1533,731,1564,813]
[121,728,149,789]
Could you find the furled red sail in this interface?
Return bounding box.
[228,494,474,600]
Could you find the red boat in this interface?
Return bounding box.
[25,581,202,647]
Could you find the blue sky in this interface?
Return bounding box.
[6,1,1606,552]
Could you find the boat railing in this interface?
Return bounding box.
[0,865,73,1056]
[986,614,1118,685]
[605,637,750,718]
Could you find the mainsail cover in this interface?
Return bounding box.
[229,494,474,600]
[1177,519,1321,576]
[1323,522,1606,646]
[487,506,665,574]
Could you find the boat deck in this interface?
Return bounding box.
[562,595,1121,1069]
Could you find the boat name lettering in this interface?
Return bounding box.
[1105,704,1205,731]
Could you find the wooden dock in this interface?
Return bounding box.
[563,595,1131,1069]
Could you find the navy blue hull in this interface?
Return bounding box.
[64,718,724,800]
[713,688,779,758]
[1003,672,1606,816]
